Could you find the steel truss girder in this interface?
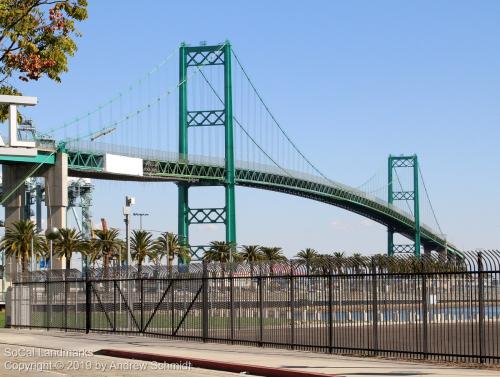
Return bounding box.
[187,110,225,127]
[186,49,224,66]
[393,244,416,254]
[392,191,415,200]
[66,151,459,258]
[144,159,225,180]
[188,207,226,224]
[391,157,415,168]
[68,151,104,170]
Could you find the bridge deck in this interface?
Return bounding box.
[0,145,460,256]
[62,143,460,257]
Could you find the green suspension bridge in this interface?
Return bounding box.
[1,42,461,259]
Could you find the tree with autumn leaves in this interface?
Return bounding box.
[0,0,87,120]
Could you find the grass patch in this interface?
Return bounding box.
[0,311,5,328]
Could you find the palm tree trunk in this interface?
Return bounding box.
[104,254,109,278]
[168,254,174,275]
[22,251,28,273]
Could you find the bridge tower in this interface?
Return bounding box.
[387,155,421,257]
[177,42,236,260]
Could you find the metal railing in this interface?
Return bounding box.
[7,251,500,365]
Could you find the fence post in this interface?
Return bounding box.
[113,280,117,332]
[230,263,235,343]
[290,263,295,350]
[171,278,175,335]
[421,265,428,359]
[202,261,208,342]
[371,258,378,355]
[85,277,91,334]
[478,252,485,363]
[328,272,333,354]
[258,274,264,346]
[140,278,144,333]
[64,275,68,332]
[46,279,50,331]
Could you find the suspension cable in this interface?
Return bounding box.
[196,67,292,178]
[419,165,444,235]
[232,49,331,182]
[45,47,178,136]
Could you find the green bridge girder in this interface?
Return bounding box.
[64,150,461,258]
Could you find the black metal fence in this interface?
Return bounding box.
[7,251,500,365]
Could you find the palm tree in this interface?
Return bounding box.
[131,230,154,277]
[349,253,365,274]
[94,228,122,278]
[154,232,179,274]
[240,245,263,278]
[296,248,318,275]
[240,245,262,262]
[53,228,84,270]
[260,246,287,276]
[177,244,191,266]
[314,254,335,274]
[203,241,236,286]
[82,238,100,269]
[204,241,232,263]
[331,252,346,273]
[0,220,43,272]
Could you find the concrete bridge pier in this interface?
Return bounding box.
[42,152,68,269]
[2,164,31,282]
[2,152,68,278]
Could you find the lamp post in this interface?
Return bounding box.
[133,212,149,230]
[123,196,135,267]
[123,196,135,331]
[45,227,60,270]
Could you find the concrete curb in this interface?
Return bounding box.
[95,348,343,377]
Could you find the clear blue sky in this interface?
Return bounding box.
[10,1,500,256]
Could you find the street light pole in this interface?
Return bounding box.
[123,196,135,267]
[123,196,135,331]
[133,212,149,230]
[45,227,60,270]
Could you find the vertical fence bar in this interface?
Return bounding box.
[230,266,234,343]
[328,273,333,354]
[85,278,91,334]
[113,280,117,332]
[171,278,174,335]
[202,262,208,342]
[140,278,144,333]
[478,252,485,363]
[422,270,428,359]
[258,275,263,346]
[290,265,295,350]
[29,281,32,330]
[46,280,50,331]
[371,260,378,355]
[64,277,68,331]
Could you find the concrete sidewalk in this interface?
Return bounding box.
[0,329,496,376]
